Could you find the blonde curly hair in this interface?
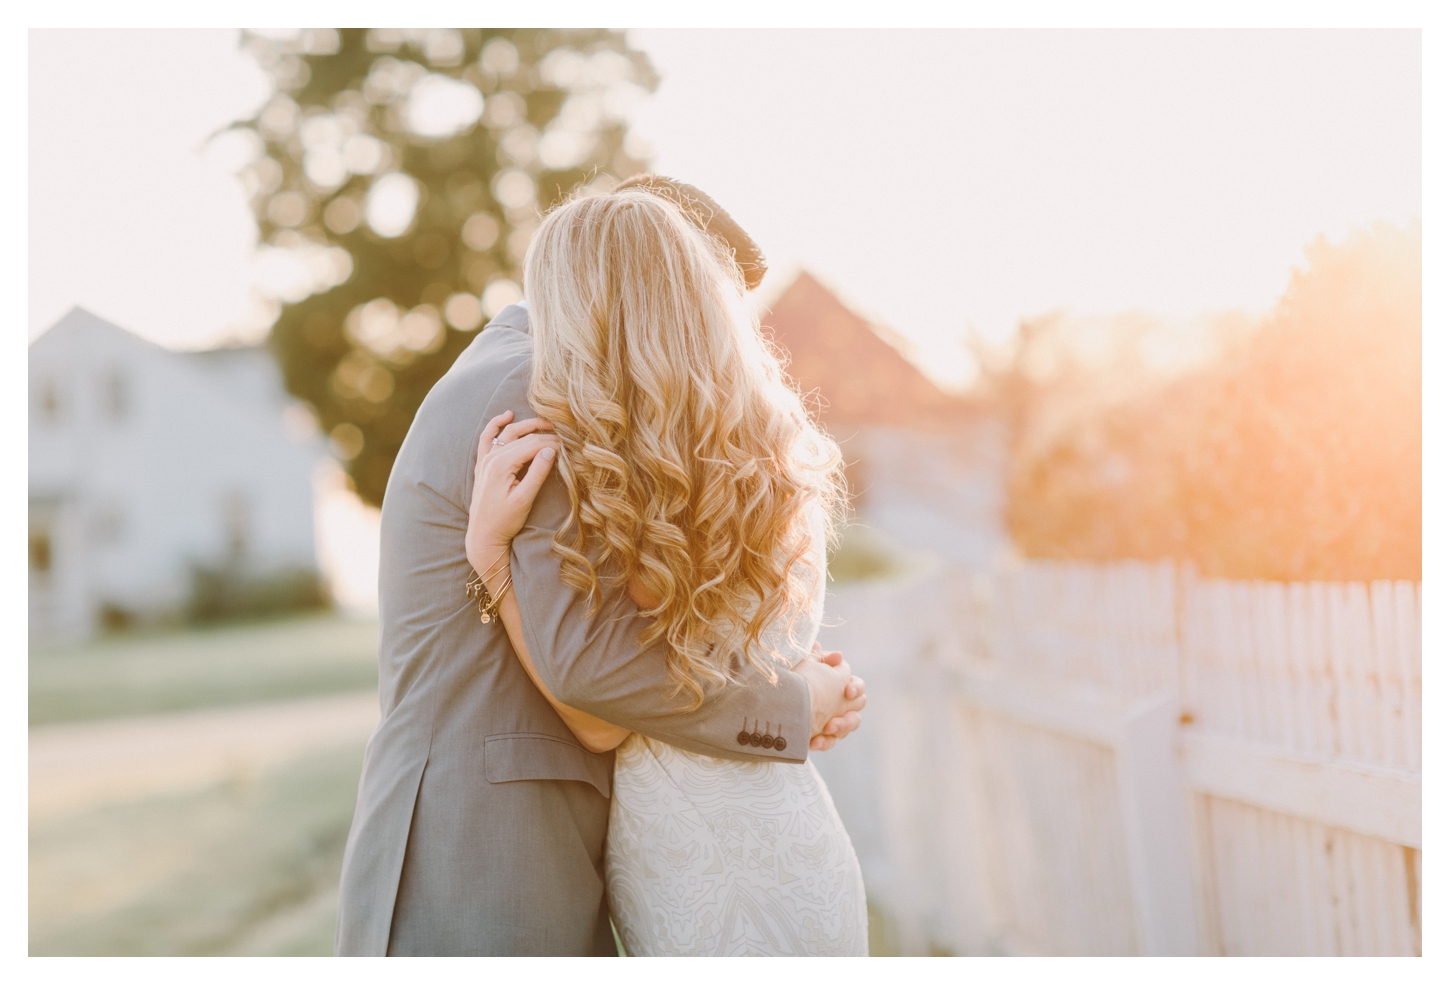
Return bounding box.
[523,188,845,707]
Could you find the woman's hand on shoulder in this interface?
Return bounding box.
[465,410,560,572]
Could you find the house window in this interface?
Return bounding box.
[37,378,63,423]
[30,530,52,574]
[103,368,129,422]
[30,501,57,578]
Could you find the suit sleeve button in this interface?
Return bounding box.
[774,736,787,751]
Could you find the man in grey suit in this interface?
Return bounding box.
[335,184,865,957]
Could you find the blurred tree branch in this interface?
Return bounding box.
[224,28,657,505]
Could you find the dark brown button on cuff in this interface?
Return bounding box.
[774,736,787,751]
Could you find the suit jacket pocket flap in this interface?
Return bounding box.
[484,732,612,798]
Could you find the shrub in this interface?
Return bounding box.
[187,564,332,625]
[992,221,1420,581]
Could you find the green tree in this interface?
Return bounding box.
[227,28,657,505]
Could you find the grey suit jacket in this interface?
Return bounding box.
[334,304,812,956]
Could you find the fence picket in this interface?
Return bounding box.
[1394,582,1421,773]
[1113,571,1132,697]
[1261,582,1295,748]
[1331,585,1360,762]
[1347,583,1384,765]
[1306,818,1334,955]
[1180,572,1202,718]
[1307,583,1339,757]
[1286,582,1319,757]
[1213,798,1243,953]
[1157,565,1174,691]
[1285,807,1317,954]
[1349,828,1379,955]
[1327,826,1352,954]
[1369,582,1406,769]
[1333,584,1364,762]
[1234,583,1265,742]
[1247,799,1275,953]
[1372,836,1407,955]
[1213,584,1242,738]
[835,558,1420,956]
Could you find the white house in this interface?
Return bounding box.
[28,307,325,643]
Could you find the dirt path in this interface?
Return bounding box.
[29,691,379,822]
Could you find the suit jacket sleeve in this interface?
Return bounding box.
[476,340,813,764]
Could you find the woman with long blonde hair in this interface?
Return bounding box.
[464,184,868,955]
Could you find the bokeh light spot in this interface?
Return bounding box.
[444,293,484,331]
[330,421,364,459]
[341,134,388,175]
[461,212,500,251]
[345,298,402,356]
[323,197,362,234]
[405,73,484,139]
[399,305,445,352]
[499,125,539,166]
[481,278,523,317]
[480,38,520,77]
[423,29,465,67]
[366,173,419,238]
[258,94,299,138]
[506,223,536,264]
[492,170,535,211]
[482,91,526,130]
[539,127,590,170]
[266,191,309,228]
[304,147,347,188]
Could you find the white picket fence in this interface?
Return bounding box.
[812,558,1422,956]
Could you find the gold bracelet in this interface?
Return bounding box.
[478,548,510,582]
[479,574,513,624]
[484,571,513,623]
[466,551,513,623]
[465,548,510,600]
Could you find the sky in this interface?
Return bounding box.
[627,29,1420,386]
[22,28,1425,613]
[29,29,1421,391]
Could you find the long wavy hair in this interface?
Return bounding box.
[523,189,846,707]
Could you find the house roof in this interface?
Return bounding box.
[30,306,166,356]
[30,306,302,430]
[759,272,974,433]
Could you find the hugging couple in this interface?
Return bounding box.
[335,175,870,956]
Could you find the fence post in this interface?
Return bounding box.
[1116,692,1199,955]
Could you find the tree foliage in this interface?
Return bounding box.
[228,28,657,505]
[987,222,1420,581]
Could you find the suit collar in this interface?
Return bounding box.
[485,302,531,336]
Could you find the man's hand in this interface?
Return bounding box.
[794,643,866,752]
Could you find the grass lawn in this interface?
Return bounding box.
[30,614,377,955]
[30,612,379,725]
[29,609,900,954]
[30,741,365,956]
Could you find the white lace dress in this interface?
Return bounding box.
[603,514,869,956]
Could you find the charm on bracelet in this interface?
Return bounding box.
[466,554,513,624]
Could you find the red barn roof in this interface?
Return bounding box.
[759,272,972,432]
